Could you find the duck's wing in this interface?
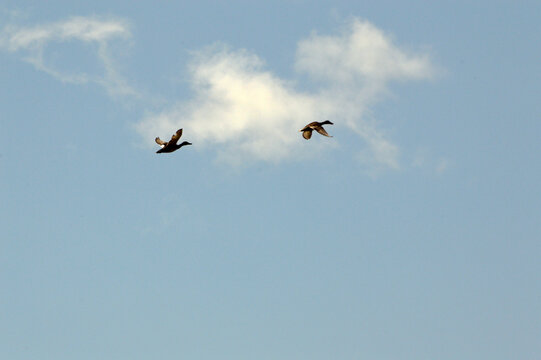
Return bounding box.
[155,137,168,147]
[169,129,183,145]
[302,129,313,140]
[301,122,318,130]
[314,125,332,137]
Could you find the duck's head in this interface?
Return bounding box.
[180,141,192,147]
[322,120,333,125]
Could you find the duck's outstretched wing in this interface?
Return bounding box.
[169,129,183,144]
[314,125,332,137]
[302,129,313,140]
[155,137,167,147]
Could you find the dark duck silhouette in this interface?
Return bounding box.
[155,129,192,153]
[300,120,334,140]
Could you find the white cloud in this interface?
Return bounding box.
[295,20,433,83]
[137,18,435,170]
[137,45,324,165]
[0,16,138,98]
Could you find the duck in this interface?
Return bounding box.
[155,129,192,153]
[300,120,334,140]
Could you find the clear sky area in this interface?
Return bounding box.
[1,1,540,359]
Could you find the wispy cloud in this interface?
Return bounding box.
[295,20,433,83]
[137,18,435,170]
[436,158,450,175]
[413,148,452,175]
[0,15,138,98]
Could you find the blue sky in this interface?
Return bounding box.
[1,1,540,359]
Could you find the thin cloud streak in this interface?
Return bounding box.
[0,15,139,98]
[137,18,435,169]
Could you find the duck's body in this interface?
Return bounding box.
[155,129,192,153]
[300,120,334,140]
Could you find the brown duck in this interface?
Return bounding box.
[155,129,192,153]
[300,120,333,140]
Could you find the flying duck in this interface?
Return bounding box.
[155,129,192,153]
[300,120,334,140]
